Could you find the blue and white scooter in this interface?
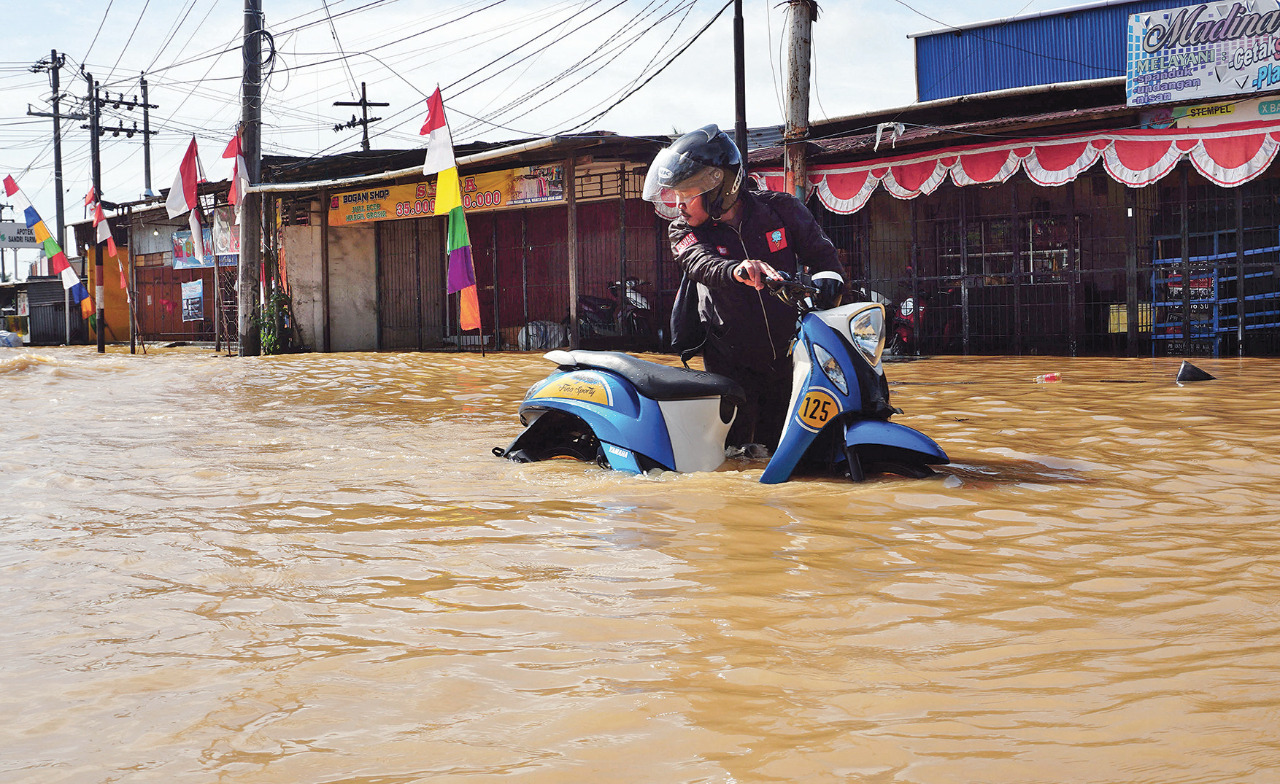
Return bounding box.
[495,273,947,482]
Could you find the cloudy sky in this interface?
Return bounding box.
[2,0,1062,258]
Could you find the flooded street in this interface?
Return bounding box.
[3,346,1280,783]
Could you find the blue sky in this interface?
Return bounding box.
[2,0,1061,257]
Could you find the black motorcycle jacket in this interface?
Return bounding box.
[668,188,842,370]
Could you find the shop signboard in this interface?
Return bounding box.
[0,222,40,248]
[328,164,564,226]
[1127,2,1280,107]
[1141,95,1280,127]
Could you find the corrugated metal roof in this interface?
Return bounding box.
[914,0,1201,102]
[747,102,1137,167]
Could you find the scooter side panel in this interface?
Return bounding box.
[844,419,950,464]
[518,370,678,471]
[760,315,865,485]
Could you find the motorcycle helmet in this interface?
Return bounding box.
[642,124,745,220]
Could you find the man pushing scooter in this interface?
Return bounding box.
[643,124,845,456]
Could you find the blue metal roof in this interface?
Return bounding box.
[913,0,1201,102]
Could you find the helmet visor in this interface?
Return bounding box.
[642,147,726,203]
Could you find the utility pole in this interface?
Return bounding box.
[733,0,748,171]
[86,72,105,353]
[77,76,155,352]
[333,82,389,152]
[783,0,816,200]
[142,75,154,195]
[29,50,86,344]
[240,0,263,356]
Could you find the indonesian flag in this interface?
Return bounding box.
[418,89,479,332]
[222,131,248,206]
[166,136,201,218]
[188,208,205,264]
[84,187,95,208]
[420,87,455,176]
[93,202,118,259]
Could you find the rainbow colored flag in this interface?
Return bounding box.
[4,175,93,319]
[420,88,481,332]
[435,168,480,331]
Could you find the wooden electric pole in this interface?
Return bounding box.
[783,0,816,200]
[333,82,389,152]
[239,0,263,356]
[733,0,748,172]
[86,73,106,353]
[28,50,85,344]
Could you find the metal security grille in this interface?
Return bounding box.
[816,164,1280,358]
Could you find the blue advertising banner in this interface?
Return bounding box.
[1128,3,1280,107]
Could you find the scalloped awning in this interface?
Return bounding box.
[654,121,1280,218]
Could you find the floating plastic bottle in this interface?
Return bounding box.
[1035,372,1061,383]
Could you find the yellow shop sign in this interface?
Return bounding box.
[328,164,564,226]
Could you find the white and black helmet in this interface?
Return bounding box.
[642,124,745,220]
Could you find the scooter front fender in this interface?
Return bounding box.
[845,419,949,465]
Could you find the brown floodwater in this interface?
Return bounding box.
[3,346,1279,783]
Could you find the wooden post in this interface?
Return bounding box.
[1125,186,1138,357]
[320,188,331,353]
[782,0,815,199]
[1235,186,1245,356]
[567,152,579,350]
[1180,166,1191,354]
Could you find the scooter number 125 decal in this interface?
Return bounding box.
[797,388,839,431]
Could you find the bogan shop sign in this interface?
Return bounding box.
[1128,2,1280,106]
[328,164,564,226]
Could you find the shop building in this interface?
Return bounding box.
[262,134,669,353]
[744,0,1280,357]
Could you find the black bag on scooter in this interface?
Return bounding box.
[669,272,706,364]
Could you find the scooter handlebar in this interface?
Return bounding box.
[765,271,819,310]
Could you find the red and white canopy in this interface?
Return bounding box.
[692,120,1280,217]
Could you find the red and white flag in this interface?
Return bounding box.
[188,208,205,263]
[84,187,96,208]
[166,136,201,218]
[222,131,249,206]
[93,202,118,259]
[420,87,455,176]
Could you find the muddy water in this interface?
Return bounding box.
[3,347,1279,783]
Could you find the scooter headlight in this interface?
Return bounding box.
[812,343,848,395]
[849,304,886,366]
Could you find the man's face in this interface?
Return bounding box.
[676,190,710,227]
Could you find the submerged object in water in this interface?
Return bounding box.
[1176,361,1215,384]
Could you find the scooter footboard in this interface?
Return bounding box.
[845,419,949,467]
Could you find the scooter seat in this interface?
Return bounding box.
[546,350,745,403]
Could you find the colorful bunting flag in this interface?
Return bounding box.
[4,174,93,319]
[419,89,480,332]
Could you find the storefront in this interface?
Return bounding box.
[270,135,670,353]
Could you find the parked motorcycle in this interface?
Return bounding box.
[570,278,656,340]
[496,272,948,482]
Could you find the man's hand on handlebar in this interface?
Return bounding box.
[733,259,783,291]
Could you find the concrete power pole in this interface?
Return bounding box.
[733,0,748,170]
[783,0,816,200]
[239,0,263,356]
[28,50,87,343]
[87,74,106,354]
